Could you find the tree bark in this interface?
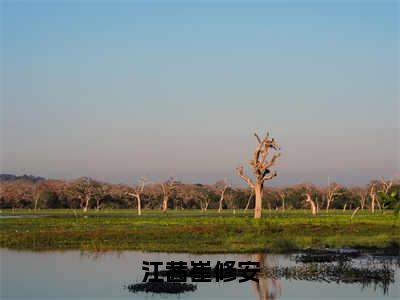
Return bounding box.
[306,194,317,215]
[254,183,263,219]
[83,195,90,212]
[370,185,376,213]
[161,180,176,212]
[218,187,227,213]
[162,195,168,212]
[371,195,375,213]
[326,199,331,212]
[137,195,142,216]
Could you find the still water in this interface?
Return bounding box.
[1,249,399,300]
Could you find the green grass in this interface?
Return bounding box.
[0,209,399,253]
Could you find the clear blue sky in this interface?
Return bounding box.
[1,1,398,186]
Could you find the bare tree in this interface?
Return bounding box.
[236,131,281,219]
[380,177,393,194]
[325,179,341,212]
[194,184,211,212]
[161,177,177,212]
[305,193,317,215]
[217,179,230,213]
[94,183,108,211]
[352,186,368,210]
[127,177,147,216]
[278,190,287,212]
[369,183,379,213]
[367,178,394,213]
[225,188,237,215]
[199,193,211,212]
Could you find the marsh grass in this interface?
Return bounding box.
[0,209,398,253]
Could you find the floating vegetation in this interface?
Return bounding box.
[125,282,197,294]
[295,253,352,263]
[262,261,395,294]
[294,248,361,263]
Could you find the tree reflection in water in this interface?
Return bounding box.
[251,253,281,300]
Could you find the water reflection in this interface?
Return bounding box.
[120,250,397,298]
[251,253,281,300]
[2,249,399,299]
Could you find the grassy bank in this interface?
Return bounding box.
[0,209,399,253]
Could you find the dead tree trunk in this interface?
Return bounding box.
[34,197,39,211]
[83,195,90,212]
[218,182,229,213]
[305,194,317,215]
[254,183,264,218]
[380,177,393,194]
[161,178,177,212]
[325,180,341,212]
[370,185,376,213]
[128,177,146,216]
[360,194,366,210]
[161,194,168,211]
[128,194,142,215]
[279,192,286,212]
[236,131,281,219]
[204,201,209,211]
[200,195,210,212]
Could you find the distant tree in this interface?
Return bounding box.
[127,177,147,216]
[368,182,379,213]
[278,188,287,212]
[68,177,103,212]
[303,184,318,215]
[380,190,400,217]
[161,177,178,211]
[40,190,60,208]
[196,185,212,212]
[305,194,317,215]
[0,180,36,209]
[351,186,368,210]
[378,177,400,217]
[324,179,342,212]
[216,179,230,213]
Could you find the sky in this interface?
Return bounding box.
[1,1,399,186]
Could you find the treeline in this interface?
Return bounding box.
[0,175,398,211]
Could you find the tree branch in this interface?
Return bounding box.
[236,166,255,188]
[263,171,277,181]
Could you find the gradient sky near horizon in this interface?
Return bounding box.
[1,1,399,186]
